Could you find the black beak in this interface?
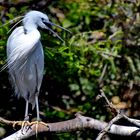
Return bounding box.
[44,21,71,42]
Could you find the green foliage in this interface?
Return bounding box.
[1,0,140,139]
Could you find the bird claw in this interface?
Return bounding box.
[12,120,31,134]
[21,121,31,134]
[29,121,49,137]
[30,121,41,136]
[38,121,49,127]
[13,121,23,129]
[30,121,48,127]
[13,120,48,136]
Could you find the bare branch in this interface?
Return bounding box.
[95,90,140,139]
[1,113,140,140]
[96,114,123,140]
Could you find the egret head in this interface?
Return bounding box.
[23,10,71,41]
[23,11,49,29]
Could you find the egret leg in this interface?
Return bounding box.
[24,100,29,121]
[21,100,30,133]
[30,95,48,135]
[33,95,40,136]
[35,95,40,121]
[12,100,30,133]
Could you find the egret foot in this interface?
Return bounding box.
[30,121,48,127]
[21,121,31,134]
[30,121,48,137]
[13,120,23,129]
[12,120,31,134]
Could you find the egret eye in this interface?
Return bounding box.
[41,18,46,22]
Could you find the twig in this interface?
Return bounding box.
[97,51,121,58]
[96,113,123,140]
[95,90,121,139]
[99,89,140,127]
[122,115,140,127]
[96,89,140,139]
[0,117,21,126]
[98,64,108,87]
[99,89,118,115]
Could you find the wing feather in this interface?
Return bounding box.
[5,26,44,107]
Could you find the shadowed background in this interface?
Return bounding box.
[0,0,140,139]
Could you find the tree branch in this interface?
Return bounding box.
[1,113,140,140]
[95,89,140,139]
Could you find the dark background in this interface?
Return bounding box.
[0,0,140,139]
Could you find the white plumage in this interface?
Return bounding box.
[3,10,70,120]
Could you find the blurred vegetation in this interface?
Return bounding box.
[0,0,140,139]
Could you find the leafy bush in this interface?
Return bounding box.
[0,0,140,139]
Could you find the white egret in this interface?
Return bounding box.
[3,10,70,121]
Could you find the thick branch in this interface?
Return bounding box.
[1,114,140,140]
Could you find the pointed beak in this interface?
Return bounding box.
[48,21,71,33]
[44,21,71,42]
